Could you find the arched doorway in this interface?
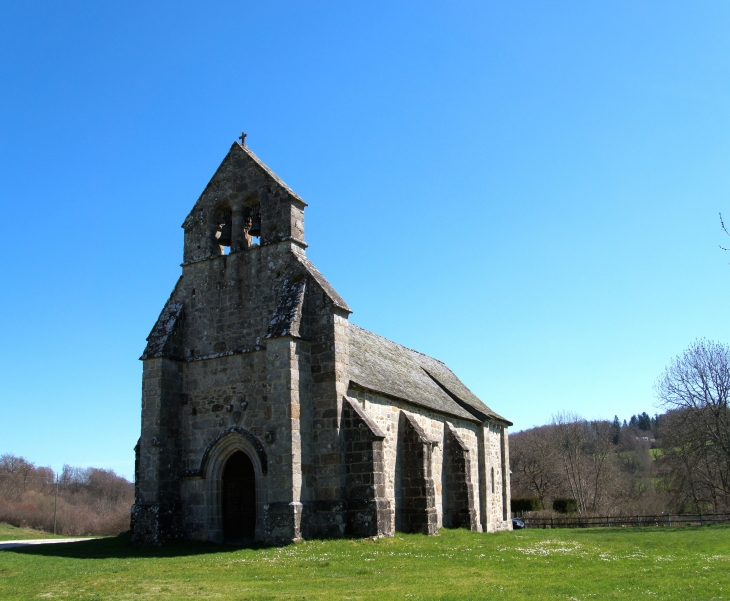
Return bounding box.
[222,451,256,543]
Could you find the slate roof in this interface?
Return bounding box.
[294,254,351,313]
[266,278,306,339]
[348,325,511,425]
[141,277,183,360]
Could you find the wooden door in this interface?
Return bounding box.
[222,451,256,543]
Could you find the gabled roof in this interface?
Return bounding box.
[266,277,307,339]
[140,276,184,359]
[264,251,351,339]
[182,142,305,229]
[348,325,511,425]
[294,254,351,313]
[141,300,183,359]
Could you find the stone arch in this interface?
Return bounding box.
[201,427,267,543]
[199,426,268,476]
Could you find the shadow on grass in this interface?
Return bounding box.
[2,534,267,560]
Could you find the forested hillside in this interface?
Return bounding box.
[0,454,133,536]
[510,409,729,515]
[511,340,730,516]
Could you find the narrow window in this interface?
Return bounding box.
[491,467,495,494]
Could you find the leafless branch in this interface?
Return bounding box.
[720,213,730,251]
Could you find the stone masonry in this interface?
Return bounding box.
[131,140,512,545]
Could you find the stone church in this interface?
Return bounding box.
[132,139,512,545]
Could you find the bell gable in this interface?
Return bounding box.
[181,142,307,264]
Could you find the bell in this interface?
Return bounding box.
[249,213,261,237]
[217,221,232,246]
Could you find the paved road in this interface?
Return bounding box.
[0,538,96,550]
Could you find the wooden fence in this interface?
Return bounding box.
[519,513,730,529]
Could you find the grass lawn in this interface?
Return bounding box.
[0,525,728,600]
[0,523,64,541]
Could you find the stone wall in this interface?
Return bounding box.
[346,387,489,533]
[182,143,306,265]
[443,423,478,530]
[132,357,185,544]
[397,412,438,534]
[300,301,351,538]
[341,397,391,537]
[175,242,300,360]
[483,422,511,531]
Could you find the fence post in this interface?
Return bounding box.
[607,515,610,527]
[550,517,553,529]
[700,513,704,526]
[668,514,671,527]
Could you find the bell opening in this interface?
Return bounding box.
[217,209,233,253]
[245,204,261,247]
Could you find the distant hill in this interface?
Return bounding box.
[0,454,133,536]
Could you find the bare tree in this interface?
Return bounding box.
[583,420,615,512]
[655,339,730,511]
[550,414,618,512]
[551,413,590,511]
[0,454,34,500]
[720,213,730,251]
[509,426,561,506]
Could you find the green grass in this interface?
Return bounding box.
[1,526,729,600]
[0,523,64,541]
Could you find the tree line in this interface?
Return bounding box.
[0,454,133,536]
[510,339,730,516]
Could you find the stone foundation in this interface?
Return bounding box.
[130,502,183,545]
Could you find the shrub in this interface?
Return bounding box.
[511,498,542,513]
[553,498,578,514]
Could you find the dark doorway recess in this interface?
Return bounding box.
[222,451,256,544]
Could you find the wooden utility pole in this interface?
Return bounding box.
[53,471,59,535]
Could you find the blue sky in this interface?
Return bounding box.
[2,1,730,480]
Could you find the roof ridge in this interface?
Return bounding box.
[294,253,350,312]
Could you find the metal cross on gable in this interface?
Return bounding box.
[239,132,247,146]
